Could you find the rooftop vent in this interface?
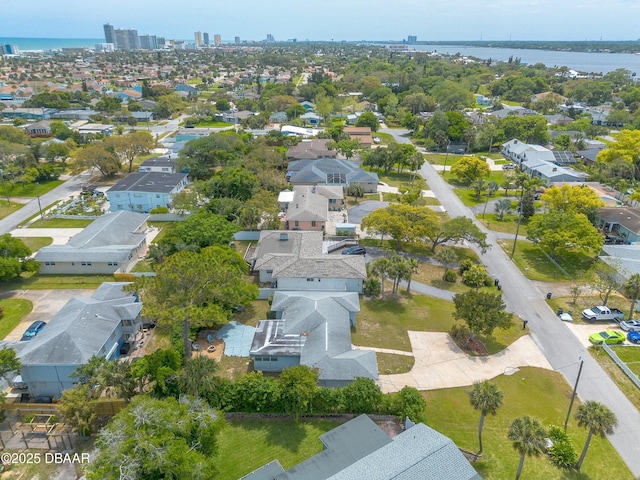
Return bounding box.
[279,233,289,241]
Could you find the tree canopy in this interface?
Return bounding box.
[540,184,605,225]
[526,210,603,259]
[0,235,38,282]
[453,290,512,338]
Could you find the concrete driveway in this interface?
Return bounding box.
[10,228,84,245]
[565,322,626,348]
[2,289,94,341]
[373,331,553,394]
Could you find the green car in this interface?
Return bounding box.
[589,330,625,345]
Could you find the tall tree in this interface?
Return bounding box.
[0,235,38,282]
[469,381,504,454]
[278,365,318,421]
[404,257,420,293]
[75,143,121,177]
[58,385,96,436]
[423,216,488,253]
[104,131,154,173]
[575,401,617,471]
[179,355,220,399]
[624,273,640,320]
[508,416,548,480]
[137,246,258,358]
[540,185,605,225]
[450,156,491,185]
[495,198,513,221]
[435,247,457,280]
[453,291,512,339]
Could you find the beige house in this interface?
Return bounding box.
[284,186,328,231]
[344,126,373,148]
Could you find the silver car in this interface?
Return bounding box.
[620,319,640,332]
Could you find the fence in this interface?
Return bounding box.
[3,399,126,417]
[325,237,359,253]
[602,343,640,389]
[148,213,190,222]
[234,231,261,241]
[258,288,277,300]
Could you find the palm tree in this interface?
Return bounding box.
[405,258,420,293]
[435,247,457,280]
[178,354,220,399]
[370,257,391,295]
[575,401,617,471]
[624,273,640,320]
[469,381,504,454]
[508,416,547,480]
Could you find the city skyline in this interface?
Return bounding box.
[2,0,640,42]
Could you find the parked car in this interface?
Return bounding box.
[604,235,625,245]
[502,163,516,170]
[452,148,465,154]
[21,320,46,341]
[628,331,640,344]
[620,319,640,332]
[341,246,366,255]
[588,330,625,345]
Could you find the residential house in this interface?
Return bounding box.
[300,101,315,110]
[251,230,367,293]
[25,120,52,137]
[1,107,56,120]
[343,126,373,148]
[280,186,344,212]
[50,108,100,121]
[7,283,142,399]
[287,158,379,193]
[250,291,377,387]
[216,110,255,124]
[35,211,149,274]
[281,125,323,138]
[242,414,481,480]
[300,111,322,126]
[107,172,188,212]
[286,139,337,161]
[76,123,114,137]
[475,93,491,106]
[600,207,640,243]
[269,111,288,124]
[284,186,328,231]
[138,155,177,173]
[175,83,198,95]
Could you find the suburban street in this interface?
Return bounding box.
[382,127,640,476]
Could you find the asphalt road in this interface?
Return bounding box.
[381,127,640,476]
[0,171,94,235]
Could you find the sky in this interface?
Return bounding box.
[1,0,639,42]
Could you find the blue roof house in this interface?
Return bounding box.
[107,172,188,213]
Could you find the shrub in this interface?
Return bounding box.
[450,324,470,345]
[458,259,475,274]
[444,269,457,283]
[363,277,382,297]
[547,425,578,469]
[149,206,169,214]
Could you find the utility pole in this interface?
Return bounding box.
[564,358,584,431]
[35,182,44,219]
[510,187,526,258]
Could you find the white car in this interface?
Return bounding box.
[620,320,640,332]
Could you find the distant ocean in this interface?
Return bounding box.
[0,37,103,51]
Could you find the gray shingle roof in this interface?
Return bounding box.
[273,256,366,280]
[288,158,379,186]
[139,156,177,168]
[240,460,286,480]
[9,283,141,365]
[35,211,148,263]
[286,187,328,222]
[107,172,187,193]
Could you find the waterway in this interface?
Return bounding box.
[410,44,640,76]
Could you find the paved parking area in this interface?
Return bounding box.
[347,201,390,224]
[565,322,626,348]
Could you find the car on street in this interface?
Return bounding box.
[627,331,640,344]
[21,320,46,341]
[502,163,517,170]
[589,330,625,345]
[620,320,640,332]
[452,148,465,154]
[341,246,366,255]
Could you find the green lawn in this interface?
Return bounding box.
[0,298,33,339]
[499,240,596,282]
[194,121,233,128]
[14,237,53,252]
[373,132,396,145]
[214,419,343,479]
[377,171,427,189]
[0,274,114,290]
[423,367,632,480]
[359,240,479,264]
[28,218,95,228]
[609,346,640,376]
[453,188,514,207]
[5,180,64,197]
[426,153,463,166]
[0,200,24,221]
[377,353,415,375]
[353,293,524,354]
[148,221,180,244]
[476,213,529,236]
[547,295,627,325]
[590,346,640,409]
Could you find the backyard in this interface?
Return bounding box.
[0,298,33,339]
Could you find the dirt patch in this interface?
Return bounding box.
[192,329,225,361]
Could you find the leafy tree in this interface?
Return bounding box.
[342,377,383,414]
[0,235,38,282]
[404,257,420,293]
[575,401,617,471]
[177,133,250,180]
[0,347,20,385]
[469,381,504,454]
[540,185,605,225]
[527,210,603,260]
[95,96,122,113]
[58,385,96,436]
[423,216,488,253]
[44,142,71,170]
[131,348,181,397]
[500,115,549,144]
[138,246,258,358]
[450,156,491,185]
[201,167,259,201]
[71,355,136,403]
[508,416,548,480]
[596,130,640,179]
[495,198,513,220]
[355,111,379,132]
[75,143,121,177]
[471,177,487,201]
[363,277,382,298]
[278,365,318,420]
[87,396,224,480]
[388,386,427,424]
[547,425,578,470]
[624,273,640,320]
[370,257,391,295]
[590,262,623,306]
[179,355,220,399]
[104,131,154,173]
[453,290,512,339]
[233,371,280,412]
[361,204,438,250]
[519,189,536,220]
[435,247,457,280]
[462,264,490,291]
[344,182,364,204]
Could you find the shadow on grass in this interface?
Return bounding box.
[229,418,310,453]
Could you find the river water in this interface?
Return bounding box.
[409,44,640,76]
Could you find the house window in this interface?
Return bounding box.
[162,168,169,171]
[307,278,315,282]
[107,262,118,266]
[254,356,262,362]
[329,199,336,204]
[133,193,142,198]
[110,332,116,340]
[269,357,277,361]
[294,221,299,227]
[44,261,55,266]
[311,221,316,227]
[156,194,161,198]
[81,262,92,266]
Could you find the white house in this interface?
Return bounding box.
[138,155,177,173]
[107,172,188,213]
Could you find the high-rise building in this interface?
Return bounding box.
[126,29,140,49]
[235,36,241,44]
[194,31,203,47]
[0,44,19,55]
[157,37,166,47]
[95,43,115,52]
[214,34,222,46]
[407,35,418,44]
[266,34,275,43]
[113,28,139,50]
[139,35,158,50]
[203,33,209,45]
[103,23,115,44]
